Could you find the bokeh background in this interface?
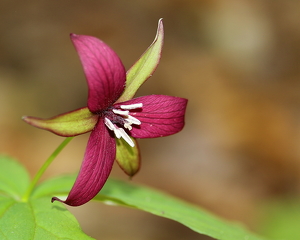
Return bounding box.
[1,0,300,239]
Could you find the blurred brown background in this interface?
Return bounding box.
[1,0,300,239]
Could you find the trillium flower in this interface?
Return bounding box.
[23,19,187,206]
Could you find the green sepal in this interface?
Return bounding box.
[115,137,140,177]
[117,18,164,102]
[22,107,98,137]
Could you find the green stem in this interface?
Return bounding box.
[22,137,74,202]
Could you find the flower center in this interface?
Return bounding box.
[104,103,142,147]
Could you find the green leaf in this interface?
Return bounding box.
[115,137,140,177]
[0,197,94,240]
[117,18,164,102]
[32,175,75,199]
[0,155,94,240]
[258,199,300,240]
[0,155,30,200]
[98,180,267,240]
[36,174,267,240]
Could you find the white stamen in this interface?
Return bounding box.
[104,118,115,131]
[112,109,129,116]
[104,117,135,147]
[124,118,132,124]
[120,103,143,110]
[118,128,135,147]
[127,115,141,125]
[113,128,122,139]
[104,105,142,147]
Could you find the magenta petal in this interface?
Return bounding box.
[71,34,126,112]
[115,95,187,138]
[52,119,115,206]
